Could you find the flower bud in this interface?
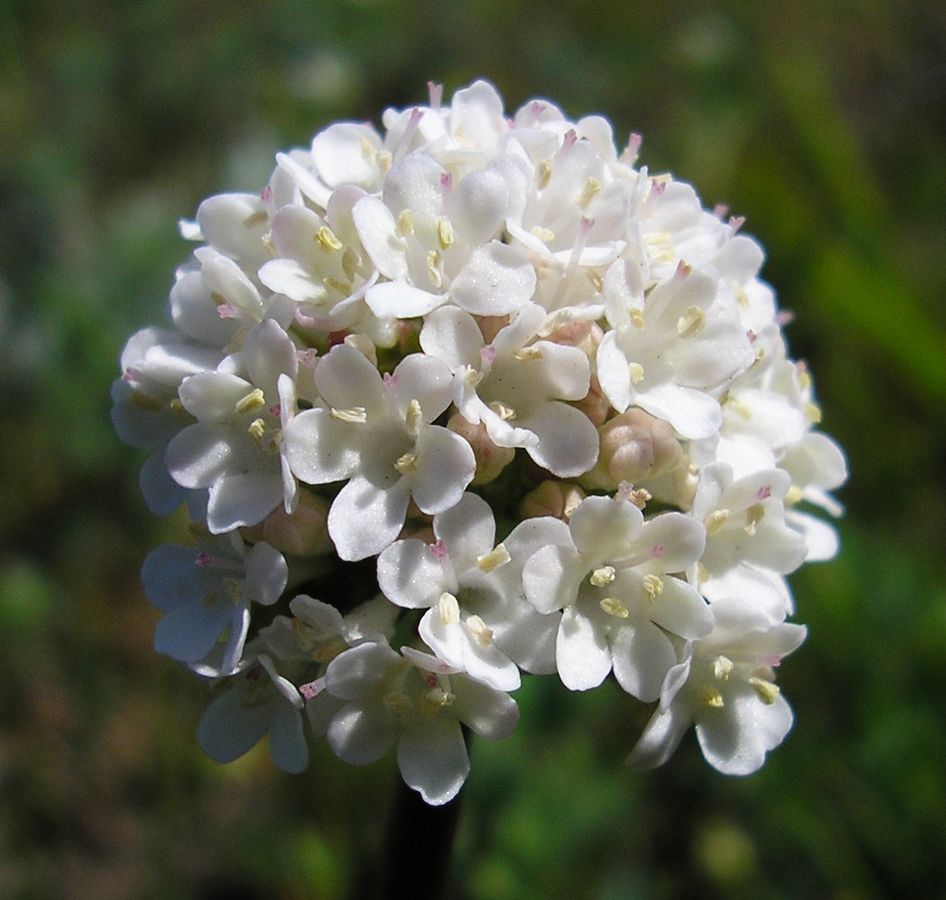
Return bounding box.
[520,479,586,521]
[242,490,332,557]
[447,413,515,485]
[574,376,611,426]
[592,409,684,488]
[546,319,603,359]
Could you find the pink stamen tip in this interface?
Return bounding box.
[429,539,448,560]
[480,345,497,364]
[299,680,320,700]
[713,203,729,219]
[747,329,758,343]
[766,655,782,667]
[579,216,595,235]
[651,180,667,197]
[729,215,745,233]
[260,185,273,202]
[216,303,239,319]
[409,107,424,125]
[628,132,643,153]
[121,367,142,383]
[327,330,350,348]
[195,552,213,567]
[756,485,772,501]
[440,172,453,192]
[424,673,438,688]
[563,129,578,149]
[674,260,692,280]
[650,545,667,558]
[776,310,795,327]
[616,481,634,502]
[296,348,318,367]
[428,81,443,110]
[268,404,281,418]
[383,371,398,388]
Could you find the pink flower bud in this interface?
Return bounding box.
[519,479,586,521]
[595,409,684,486]
[242,491,332,557]
[447,413,515,485]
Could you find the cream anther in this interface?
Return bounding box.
[396,209,414,237]
[405,398,423,434]
[537,160,552,189]
[599,596,630,618]
[247,418,267,442]
[477,543,511,573]
[629,307,646,329]
[699,687,725,708]
[426,249,444,289]
[465,615,494,647]
[643,574,664,601]
[424,686,455,709]
[785,485,804,506]
[235,388,266,415]
[531,225,555,242]
[394,452,417,475]
[489,400,517,421]
[628,362,645,384]
[749,676,780,705]
[514,346,543,362]
[330,406,367,424]
[744,503,765,536]
[438,592,460,625]
[676,305,706,339]
[323,276,351,296]
[579,177,602,208]
[590,565,616,587]
[805,402,822,424]
[437,217,455,250]
[705,509,730,535]
[315,225,343,251]
[713,655,734,681]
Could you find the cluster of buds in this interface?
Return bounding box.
[113,80,846,805]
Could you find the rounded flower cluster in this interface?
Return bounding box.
[113,80,847,805]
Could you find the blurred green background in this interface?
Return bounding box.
[2,1,945,897]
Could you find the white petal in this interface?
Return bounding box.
[786,510,839,562]
[141,544,206,610]
[596,331,633,413]
[198,685,271,764]
[314,343,385,417]
[397,718,469,806]
[366,281,443,318]
[449,242,536,316]
[611,621,677,702]
[391,353,454,423]
[259,258,321,303]
[569,495,643,561]
[419,305,483,370]
[312,122,382,188]
[635,513,706,573]
[411,426,475,515]
[241,319,298,400]
[696,686,794,775]
[196,193,270,265]
[207,472,283,533]
[352,195,408,280]
[522,401,599,477]
[269,703,309,773]
[433,491,495,573]
[328,475,412,561]
[626,703,691,770]
[522,544,585,614]
[326,642,402,700]
[636,383,721,440]
[646,576,714,639]
[139,454,188,516]
[452,676,519,739]
[154,602,231,663]
[327,702,397,765]
[452,168,508,242]
[555,605,611,691]
[243,542,289,606]
[377,539,450,609]
[165,423,234,489]
[284,408,361,485]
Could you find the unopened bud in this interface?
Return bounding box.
[545,319,603,358]
[447,413,515,485]
[574,376,611,426]
[242,490,332,557]
[476,314,510,345]
[594,409,684,486]
[520,479,586,521]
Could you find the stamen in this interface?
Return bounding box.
[426,249,444,289]
[437,217,455,250]
[749,676,780,705]
[513,346,543,361]
[744,503,765,536]
[629,308,646,329]
[805,402,822,424]
[537,160,552,189]
[785,485,803,506]
[705,509,730,536]
[405,398,423,434]
[599,596,630,618]
[477,543,511,573]
[330,406,367,424]
[396,209,414,237]
[590,566,616,587]
[315,225,343,251]
[531,225,555,242]
[235,388,266,414]
[676,305,706,338]
[394,452,417,475]
[465,615,494,647]
[713,655,734,680]
[579,177,602,208]
[642,574,663,600]
[438,592,460,625]
[247,418,267,442]
[699,687,725,708]
[628,362,645,384]
[489,400,517,421]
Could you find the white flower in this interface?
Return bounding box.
[421,302,599,477]
[284,343,475,560]
[142,531,287,674]
[198,653,309,774]
[322,642,518,805]
[628,595,806,775]
[377,491,570,690]
[522,494,712,700]
[596,262,755,439]
[165,319,300,533]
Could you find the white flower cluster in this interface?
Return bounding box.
[113,80,847,805]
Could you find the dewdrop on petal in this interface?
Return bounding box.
[113,78,846,802]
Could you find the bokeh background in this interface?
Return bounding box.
[2,1,946,897]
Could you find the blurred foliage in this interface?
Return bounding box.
[1,0,945,897]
